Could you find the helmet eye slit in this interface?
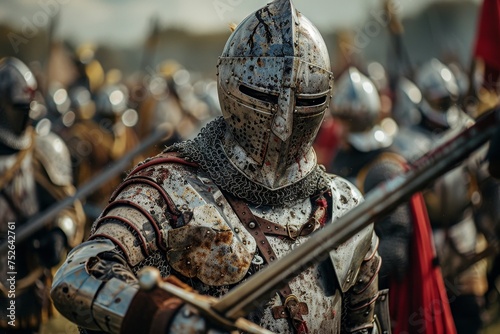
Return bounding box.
[296,95,327,107]
[11,103,31,113]
[239,85,278,104]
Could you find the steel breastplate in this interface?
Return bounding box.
[129,157,370,333]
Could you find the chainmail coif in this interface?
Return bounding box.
[165,117,330,207]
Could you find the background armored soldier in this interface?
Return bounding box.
[135,60,221,157]
[0,57,85,333]
[53,82,142,238]
[392,58,495,334]
[329,67,456,333]
[329,67,407,289]
[51,1,382,333]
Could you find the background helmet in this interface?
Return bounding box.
[94,83,139,132]
[331,67,381,133]
[414,58,460,129]
[216,0,333,189]
[95,83,129,118]
[392,76,424,128]
[68,85,96,123]
[330,67,392,151]
[0,57,37,148]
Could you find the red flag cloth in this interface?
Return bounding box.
[473,0,500,87]
[389,193,457,334]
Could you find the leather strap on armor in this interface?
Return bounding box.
[374,289,391,334]
[224,193,310,334]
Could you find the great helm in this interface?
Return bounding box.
[331,67,392,152]
[0,57,37,149]
[217,0,333,190]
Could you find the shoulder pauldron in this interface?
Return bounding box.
[34,131,73,186]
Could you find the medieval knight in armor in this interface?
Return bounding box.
[393,58,495,334]
[329,67,456,334]
[0,57,85,333]
[329,68,408,290]
[51,1,382,333]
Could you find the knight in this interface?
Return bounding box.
[0,57,85,333]
[329,66,456,334]
[393,58,494,334]
[51,1,382,333]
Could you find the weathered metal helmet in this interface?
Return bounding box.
[68,86,96,122]
[330,67,391,152]
[216,0,333,189]
[0,57,37,149]
[331,67,381,132]
[95,84,129,118]
[392,76,423,127]
[414,58,460,129]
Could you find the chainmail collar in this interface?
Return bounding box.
[0,126,33,151]
[165,117,330,207]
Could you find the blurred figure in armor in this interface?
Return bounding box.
[484,119,500,322]
[51,1,385,333]
[57,82,142,237]
[393,58,496,334]
[469,0,500,118]
[329,67,456,334]
[0,57,85,333]
[136,60,220,156]
[472,0,500,324]
[68,43,105,95]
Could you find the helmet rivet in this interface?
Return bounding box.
[248,222,256,229]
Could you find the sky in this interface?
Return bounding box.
[0,0,481,47]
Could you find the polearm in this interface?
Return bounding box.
[213,108,500,320]
[0,123,173,253]
[384,0,414,88]
[138,107,500,330]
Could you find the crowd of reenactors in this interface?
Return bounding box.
[1,0,499,333]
